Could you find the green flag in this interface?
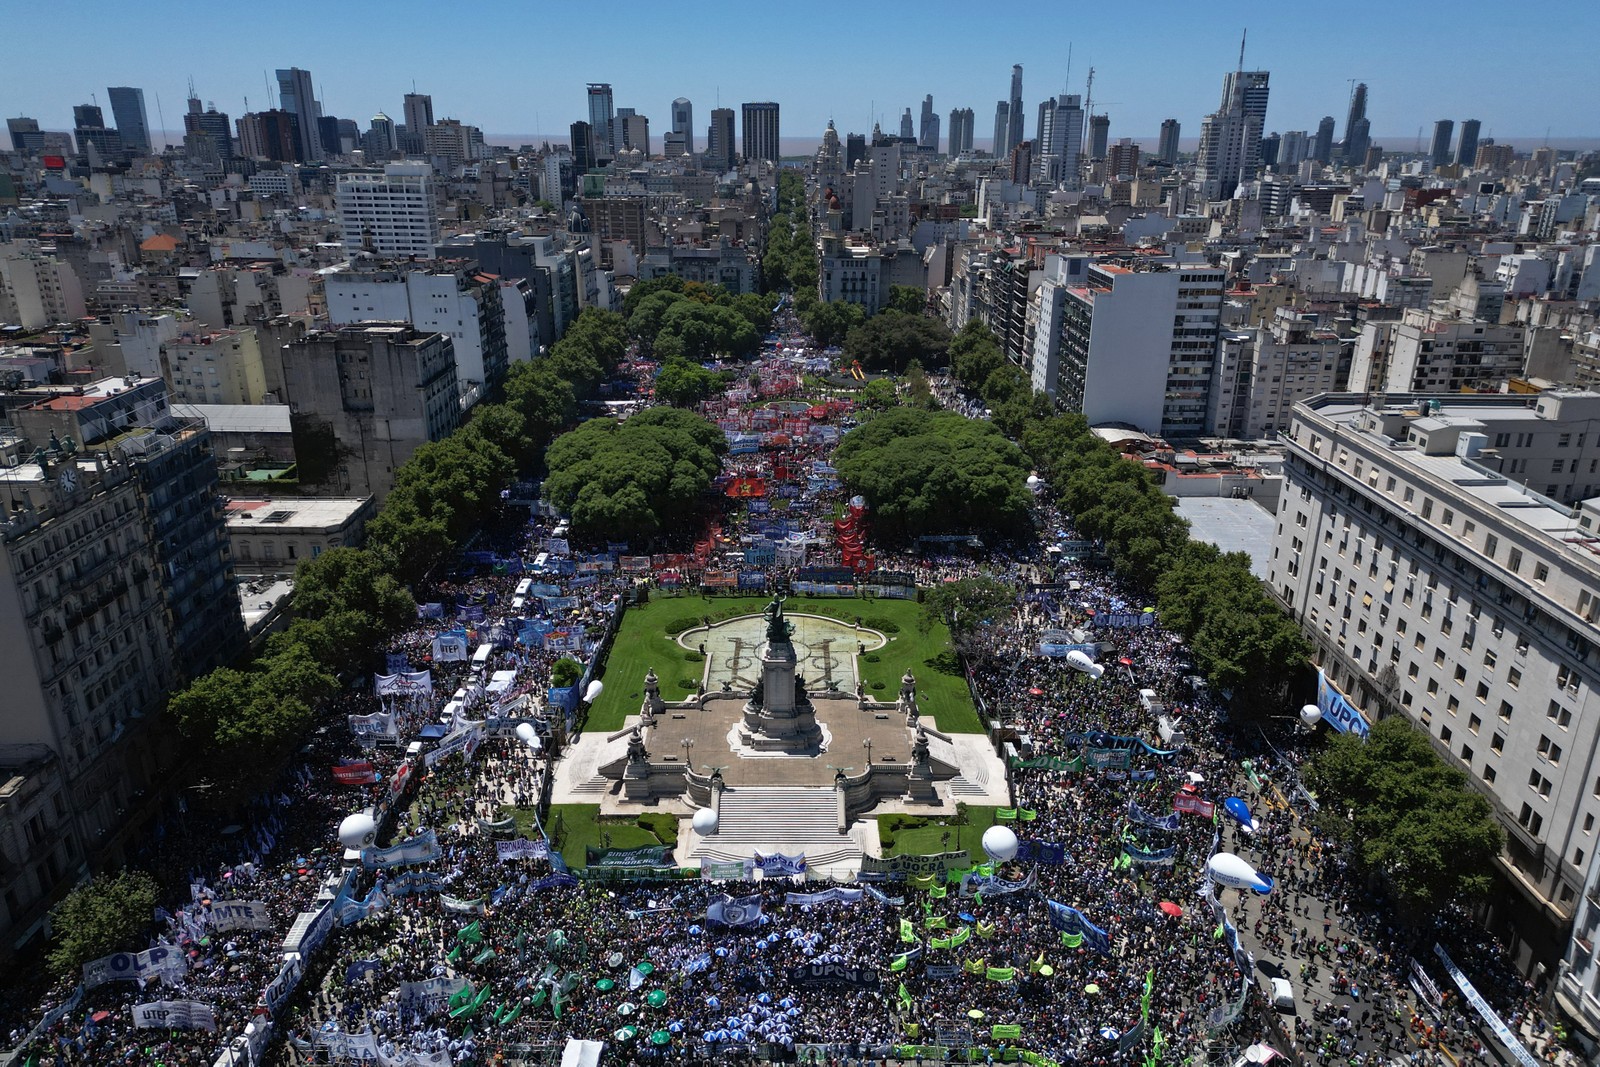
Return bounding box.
[985,965,1016,983]
[898,981,914,1010]
[950,926,972,947]
[925,915,948,930]
[991,1023,1022,1040]
[449,982,476,1011]
[996,808,1019,821]
[963,957,986,974]
[900,918,917,943]
[928,884,947,898]
[975,920,996,939]
[1152,1027,1166,1060]
[1142,968,1153,1023]
[1019,808,1038,821]
[930,935,952,950]
[1061,932,1083,948]
[890,952,909,972]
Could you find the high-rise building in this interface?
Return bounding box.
[1259,132,1280,169]
[1088,114,1110,159]
[845,132,866,171]
[183,97,233,160]
[671,97,694,155]
[1006,64,1024,159]
[586,83,615,162]
[570,121,594,172]
[1456,119,1481,168]
[423,119,482,167]
[1196,68,1270,199]
[1429,119,1454,169]
[741,102,780,165]
[1279,130,1308,169]
[106,86,152,156]
[279,325,460,501]
[1031,255,1224,438]
[620,112,649,155]
[1107,138,1140,179]
[366,112,397,157]
[992,101,1010,157]
[898,108,914,141]
[72,104,123,163]
[948,108,974,156]
[918,95,938,151]
[706,108,735,171]
[1312,116,1336,164]
[335,163,440,259]
[1341,82,1368,165]
[7,117,46,156]
[1034,94,1084,188]
[1157,119,1181,164]
[275,67,324,162]
[325,266,511,394]
[235,110,299,162]
[1269,391,1600,981]
[400,93,433,155]
[0,381,244,958]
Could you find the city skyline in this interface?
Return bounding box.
[1,0,1595,156]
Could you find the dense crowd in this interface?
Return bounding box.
[3,314,1570,1067]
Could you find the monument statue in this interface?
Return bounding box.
[625,725,649,766]
[763,592,793,643]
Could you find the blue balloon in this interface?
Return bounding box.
[1223,797,1257,833]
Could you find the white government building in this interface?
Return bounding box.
[1269,389,1600,1027]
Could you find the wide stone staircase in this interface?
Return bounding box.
[694,787,862,872]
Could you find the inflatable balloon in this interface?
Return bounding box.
[1065,650,1099,675]
[1207,852,1274,894]
[1222,797,1257,834]
[584,680,604,703]
[1300,704,1323,728]
[981,825,1020,863]
[691,808,719,836]
[514,722,538,748]
[338,813,378,851]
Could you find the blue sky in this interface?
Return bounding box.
[3,0,1595,150]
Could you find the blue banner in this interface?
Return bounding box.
[1317,669,1371,739]
[1127,798,1181,831]
[1090,611,1156,629]
[1046,901,1113,954]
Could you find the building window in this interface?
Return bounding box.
[1538,736,1563,766]
[1520,804,1543,836]
[1535,564,1549,583]
[1468,714,1482,734]
[1475,682,1490,702]
[1507,668,1521,689]
[1498,701,1513,723]
[1483,765,1497,784]
[1493,733,1506,755]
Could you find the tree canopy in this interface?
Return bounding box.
[47,871,160,978]
[842,310,951,374]
[1305,717,1504,913]
[761,171,816,295]
[542,407,726,544]
[834,408,1033,543]
[923,576,1019,640]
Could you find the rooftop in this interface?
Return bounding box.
[226,497,372,529]
[172,404,292,435]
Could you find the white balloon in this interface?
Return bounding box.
[584,680,604,703]
[981,825,1019,863]
[691,808,719,836]
[338,813,378,851]
[1207,852,1274,894]
[515,722,538,746]
[1087,663,1105,679]
[1299,704,1323,727]
[1065,650,1100,675]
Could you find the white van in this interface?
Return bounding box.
[1269,977,1295,1012]
[471,644,492,673]
[1157,716,1186,748]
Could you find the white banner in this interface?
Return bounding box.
[431,634,469,662]
[361,829,442,871]
[375,671,433,697]
[349,712,398,738]
[398,977,469,1014]
[133,999,217,1031]
[424,724,482,769]
[315,1029,382,1062]
[83,946,188,989]
[379,1050,452,1067]
[1433,944,1541,1067]
[206,899,273,933]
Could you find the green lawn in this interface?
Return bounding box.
[584,594,981,733]
[522,804,679,870]
[880,806,1000,866]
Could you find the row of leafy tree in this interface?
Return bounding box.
[168,306,634,794]
[621,274,776,406]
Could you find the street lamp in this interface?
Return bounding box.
[862,738,874,765]
[680,737,695,771]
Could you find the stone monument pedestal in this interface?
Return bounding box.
[736,594,823,752]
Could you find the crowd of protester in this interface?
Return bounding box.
[3,315,1574,1067]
